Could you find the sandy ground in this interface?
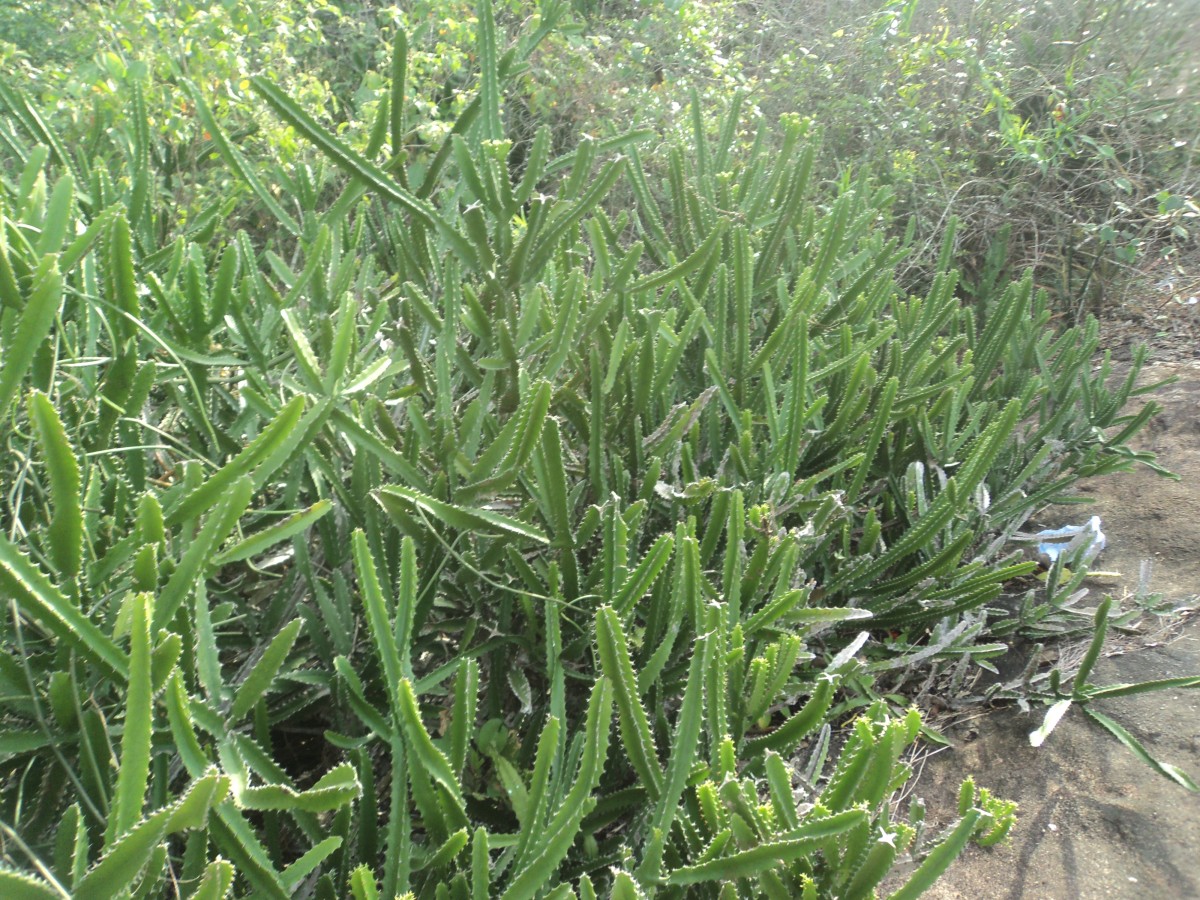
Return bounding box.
[881,355,1200,899]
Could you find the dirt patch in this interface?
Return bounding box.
[1101,251,1200,365]
[885,359,1200,899]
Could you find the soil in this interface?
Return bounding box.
[883,271,1200,899]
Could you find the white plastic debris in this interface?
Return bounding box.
[1034,515,1106,566]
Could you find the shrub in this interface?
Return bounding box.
[0,3,1180,897]
[736,0,1200,312]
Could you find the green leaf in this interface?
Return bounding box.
[516,126,551,205]
[0,255,61,418]
[1072,596,1112,695]
[612,533,674,617]
[502,677,613,900]
[416,828,469,872]
[499,380,554,476]
[526,158,623,274]
[28,390,83,579]
[240,764,362,812]
[744,601,870,637]
[1082,707,1199,791]
[150,632,181,696]
[324,293,359,394]
[665,809,866,884]
[207,806,290,900]
[36,173,73,255]
[76,772,228,900]
[343,356,405,396]
[334,656,391,738]
[0,532,127,680]
[108,593,154,845]
[544,130,655,178]
[648,629,707,841]
[377,485,548,543]
[183,81,301,237]
[764,752,800,831]
[843,832,902,900]
[165,396,305,528]
[390,29,408,157]
[609,872,643,900]
[1085,676,1200,701]
[107,214,140,334]
[477,0,502,143]
[191,860,235,900]
[155,476,254,631]
[450,658,479,777]
[0,870,61,900]
[280,308,324,391]
[164,770,231,832]
[0,731,53,757]
[512,715,560,871]
[596,606,662,800]
[0,76,80,184]
[885,809,982,900]
[828,399,1022,597]
[350,866,381,900]
[213,500,332,565]
[250,77,474,264]
[472,827,490,900]
[845,376,898,504]
[396,678,468,819]
[745,675,838,756]
[229,619,303,722]
[164,674,211,779]
[282,837,341,892]
[193,581,223,704]
[353,529,404,707]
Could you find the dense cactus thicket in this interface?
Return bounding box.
[0,2,1187,897]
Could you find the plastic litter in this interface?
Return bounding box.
[1033,515,1105,565]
